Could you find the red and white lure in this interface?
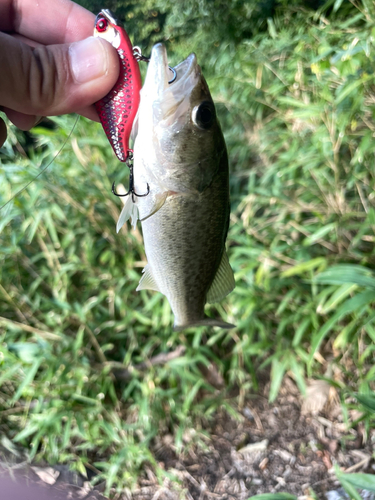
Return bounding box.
[94,9,152,217]
[94,9,142,164]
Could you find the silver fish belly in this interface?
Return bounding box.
[118,43,235,330]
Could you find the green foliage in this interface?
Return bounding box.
[79,0,279,47]
[2,0,375,494]
[335,466,375,499]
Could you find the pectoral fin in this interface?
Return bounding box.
[206,250,235,304]
[136,265,160,292]
[139,191,170,222]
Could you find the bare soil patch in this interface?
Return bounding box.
[1,376,373,500]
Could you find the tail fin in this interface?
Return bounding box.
[174,318,235,332]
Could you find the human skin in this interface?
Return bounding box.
[1,476,72,499]
[0,0,120,146]
[0,474,102,499]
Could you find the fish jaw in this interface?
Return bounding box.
[134,44,205,195]
[144,43,169,97]
[141,43,199,122]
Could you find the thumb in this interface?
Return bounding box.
[0,116,7,147]
[0,32,119,117]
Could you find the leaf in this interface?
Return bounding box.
[314,265,375,289]
[0,435,21,457]
[339,478,364,500]
[269,357,288,402]
[355,393,375,413]
[8,342,41,364]
[335,76,369,105]
[309,291,375,365]
[281,258,327,278]
[31,467,60,485]
[303,223,336,246]
[182,379,205,413]
[301,379,330,414]
[12,358,43,402]
[318,284,358,314]
[14,424,40,442]
[289,356,306,395]
[333,0,344,11]
[293,317,311,347]
[338,472,375,492]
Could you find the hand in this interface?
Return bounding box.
[0,0,120,146]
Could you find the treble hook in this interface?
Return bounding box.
[112,154,150,202]
[133,46,177,84]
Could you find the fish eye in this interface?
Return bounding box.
[192,101,215,130]
[96,17,108,32]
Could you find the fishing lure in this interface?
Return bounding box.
[94,9,151,201]
[94,9,142,164]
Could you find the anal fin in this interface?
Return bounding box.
[206,250,235,304]
[136,264,160,292]
[174,318,235,332]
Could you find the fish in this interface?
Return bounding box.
[93,9,142,163]
[118,43,235,331]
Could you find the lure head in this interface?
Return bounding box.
[94,10,122,49]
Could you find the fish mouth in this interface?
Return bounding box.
[144,43,199,105]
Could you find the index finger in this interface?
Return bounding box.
[0,0,95,44]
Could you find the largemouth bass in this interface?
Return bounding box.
[118,43,235,330]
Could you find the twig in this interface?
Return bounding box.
[113,346,186,380]
[344,457,371,473]
[84,324,107,364]
[0,285,29,324]
[0,317,61,341]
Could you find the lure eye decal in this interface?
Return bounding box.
[96,17,108,32]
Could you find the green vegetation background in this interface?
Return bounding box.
[1,0,375,494]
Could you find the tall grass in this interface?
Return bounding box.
[1,0,375,493]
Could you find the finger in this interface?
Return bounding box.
[0,117,7,147]
[3,35,100,124]
[0,0,95,44]
[9,32,43,48]
[5,107,99,130]
[75,105,100,122]
[3,107,40,131]
[0,32,119,117]
[4,106,98,131]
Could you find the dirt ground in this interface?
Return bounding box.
[1,376,374,500]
